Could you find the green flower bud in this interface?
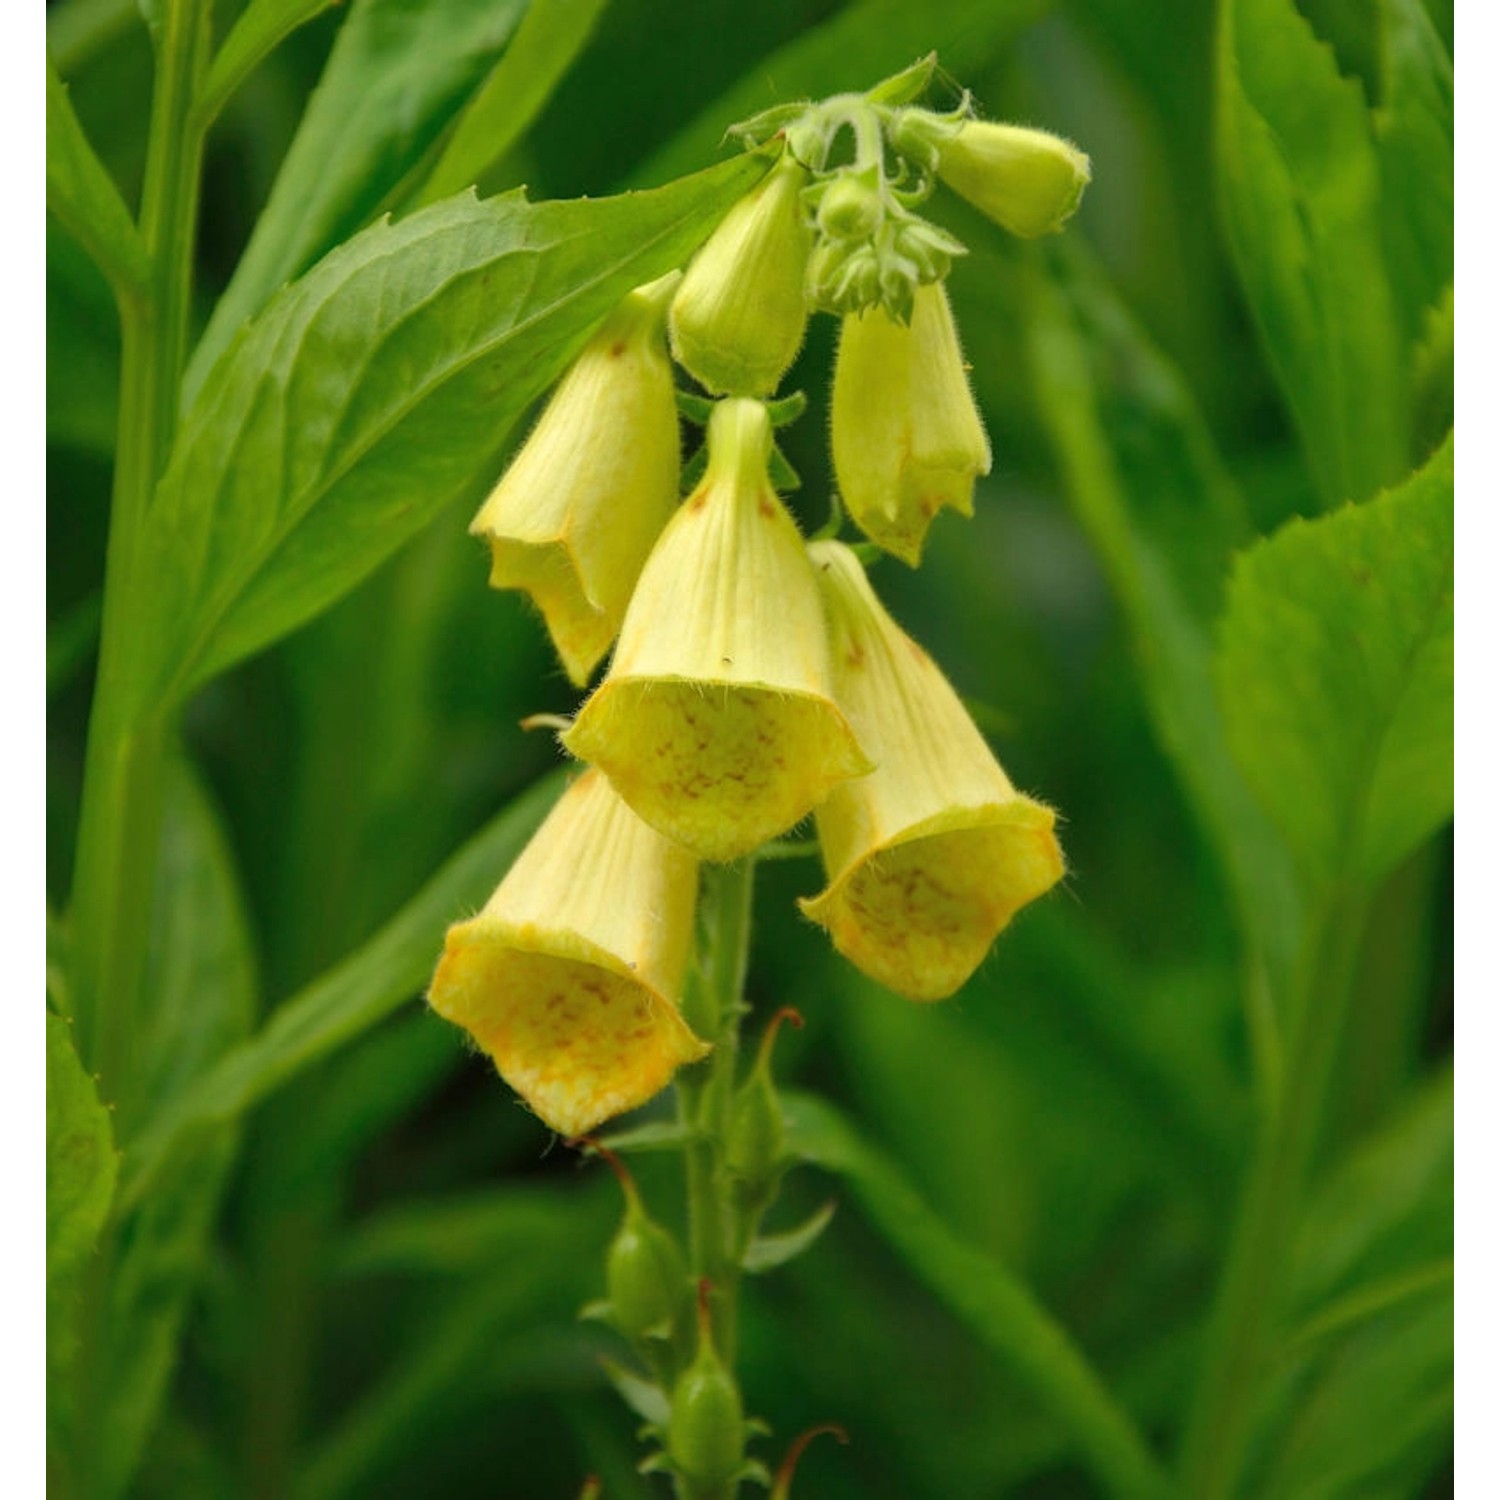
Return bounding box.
[670,155,813,396]
[933,119,1090,239]
[724,1007,803,1202]
[669,1282,745,1492]
[592,1143,691,1346]
[815,169,882,242]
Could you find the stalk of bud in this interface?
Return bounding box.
[800,542,1064,1000]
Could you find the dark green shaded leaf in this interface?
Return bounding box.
[417,0,613,204]
[1217,0,1405,505]
[133,158,767,706]
[46,53,148,301]
[1216,433,1453,888]
[189,0,531,392]
[47,226,120,455]
[1375,0,1453,348]
[195,0,341,127]
[119,773,564,1211]
[46,1011,119,1473]
[783,1091,1172,1500]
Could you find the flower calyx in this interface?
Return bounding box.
[664,1280,755,1498]
[724,1007,804,1233]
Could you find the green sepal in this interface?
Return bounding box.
[764,390,807,427]
[600,1356,671,1427]
[676,389,717,424]
[866,53,937,107]
[738,1457,775,1487]
[744,1200,838,1274]
[727,101,809,148]
[768,442,801,493]
[596,1120,706,1155]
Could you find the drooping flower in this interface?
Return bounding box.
[830,280,991,566]
[669,154,813,397]
[469,274,682,686]
[800,540,1064,1001]
[562,399,871,862]
[427,769,708,1137]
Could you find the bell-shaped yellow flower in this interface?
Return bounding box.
[427,769,709,1137]
[669,155,813,397]
[800,541,1064,1001]
[831,280,991,566]
[562,399,871,862]
[470,274,682,686]
[933,121,1090,239]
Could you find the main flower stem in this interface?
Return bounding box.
[71,0,211,1091]
[678,858,755,1361]
[1178,881,1368,1498]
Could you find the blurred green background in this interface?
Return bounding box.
[47,0,1453,1496]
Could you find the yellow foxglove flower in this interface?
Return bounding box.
[427,769,708,1137]
[800,541,1063,1001]
[934,121,1090,239]
[563,399,871,862]
[831,280,991,566]
[669,155,813,397]
[469,274,682,686]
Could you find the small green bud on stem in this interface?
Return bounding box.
[668,1280,746,1497]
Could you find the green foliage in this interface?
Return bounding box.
[1217,433,1454,890]
[47,2,1453,1497]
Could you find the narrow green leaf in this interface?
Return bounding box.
[743,1199,837,1274]
[1024,251,1301,1013]
[46,53,149,303]
[1217,0,1405,504]
[417,0,612,205]
[46,1011,119,1476]
[187,0,532,394]
[195,0,340,128]
[118,772,565,1211]
[134,156,768,707]
[1216,433,1453,889]
[1374,0,1453,348]
[783,1091,1172,1500]
[47,591,102,697]
[594,1119,705,1155]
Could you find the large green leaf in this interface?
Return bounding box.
[130,156,767,709]
[46,1010,119,1479]
[783,1091,1171,1500]
[188,0,531,393]
[1024,249,1301,1012]
[1217,0,1405,506]
[119,772,564,1211]
[1374,0,1453,348]
[1216,433,1453,890]
[46,52,148,302]
[416,0,612,205]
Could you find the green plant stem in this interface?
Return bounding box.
[71,0,212,1092]
[1178,881,1369,1499]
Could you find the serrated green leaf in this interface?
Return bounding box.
[1216,433,1453,889]
[47,1011,118,1475]
[46,53,148,302]
[782,1091,1172,1500]
[119,772,565,1212]
[1374,0,1453,348]
[1217,0,1405,505]
[743,1199,837,1274]
[195,0,340,128]
[188,0,531,393]
[417,0,612,205]
[132,157,767,707]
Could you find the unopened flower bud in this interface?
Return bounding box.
[815,168,882,242]
[563,399,872,862]
[670,155,813,396]
[934,119,1090,238]
[593,1143,691,1348]
[427,770,709,1137]
[831,280,990,565]
[725,1007,803,1208]
[470,275,682,685]
[669,1282,745,1491]
[800,542,1064,1000]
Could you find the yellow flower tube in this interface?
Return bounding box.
[563,399,871,862]
[427,769,709,1137]
[470,274,682,687]
[933,121,1091,239]
[800,540,1064,1001]
[830,281,991,566]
